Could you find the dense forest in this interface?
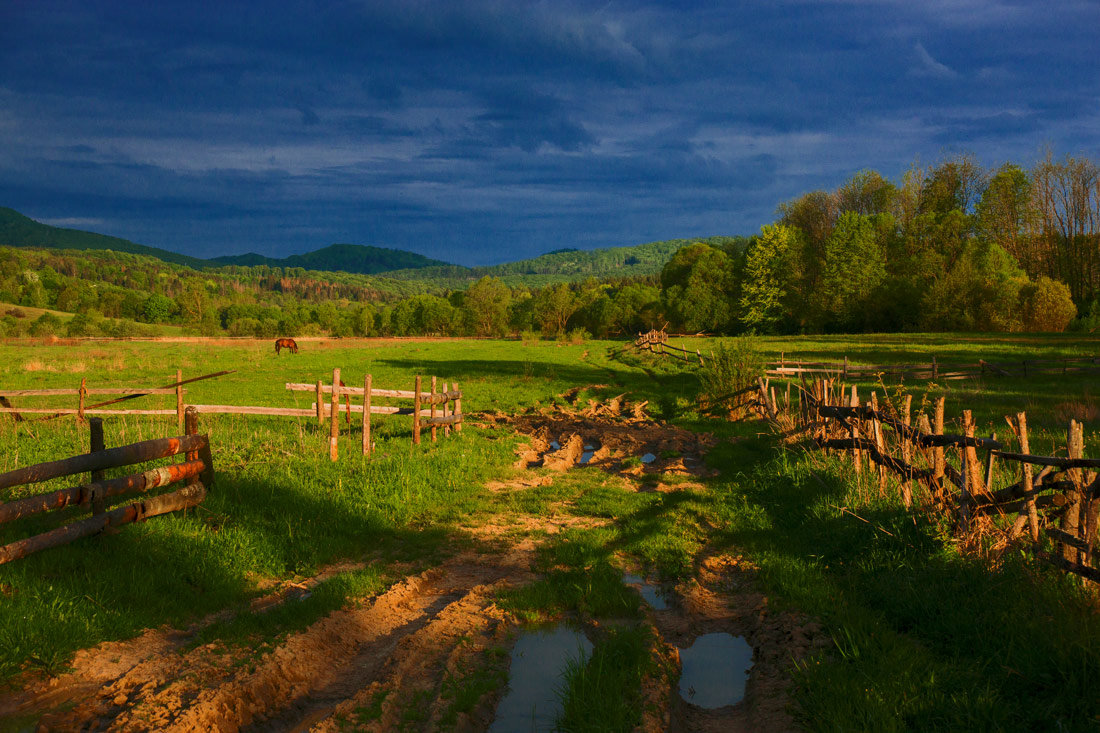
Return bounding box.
[1,151,1098,340]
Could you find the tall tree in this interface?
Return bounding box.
[739,225,798,333]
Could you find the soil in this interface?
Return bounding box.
[0,397,825,732]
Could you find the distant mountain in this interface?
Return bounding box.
[209,243,453,275]
[0,207,209,269]
[384,237,744,287]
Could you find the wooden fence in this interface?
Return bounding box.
[766,354,1100,381]
[284,369,463,460]
[634,329,705,366]
[0,408,213,565]
[751,376,1099,583]
[0,369,464,461]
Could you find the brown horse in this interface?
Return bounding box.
[274,337,299,355]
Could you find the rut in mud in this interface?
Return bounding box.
[1,395,826,732]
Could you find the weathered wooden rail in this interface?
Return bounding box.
[0,408,213,565]
[765,354,1100,381]
[285,370,463,460]
[753,376,1100,583]
[634,329,705,366]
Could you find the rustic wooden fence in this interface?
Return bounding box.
[634,329,705,366]
[0,407,213,565]
[766,354,1100,381]
[0,369,463,462]
[752,376,1099,583]
[284,369,463,460]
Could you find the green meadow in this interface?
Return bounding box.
[0,334,1097,731]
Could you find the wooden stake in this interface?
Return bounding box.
[329,368,340,462]
[413,375,422,445]
[78,377,87,421]
[316,380,324,425]
[362,374,372,456]
[88,418,106,515]
[443,381,451,437]
[900,394,913,507]
[870,392,887,496]
[176,369,184,432]
[430,376,438,443]
[453,381,461,433]
[849,385,861,475]
[933,397,946,497]
[1008,412,1039,543]
[1063,420,1084,563]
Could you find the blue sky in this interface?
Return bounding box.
[1,0,1097,265]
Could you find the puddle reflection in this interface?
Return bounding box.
[489,626,592,732]
[678,633,753,708]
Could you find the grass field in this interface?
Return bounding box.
[0,334,1097,731]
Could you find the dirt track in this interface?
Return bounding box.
[0,403,826,732]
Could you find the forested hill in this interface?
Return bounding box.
[0,207,727,286]
[0,207,209,270]
[209,243,453,275]
[384,237,745,288]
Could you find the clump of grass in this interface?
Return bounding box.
[699,336,764,418]
[556,625,654,732]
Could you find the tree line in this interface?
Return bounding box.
[2,150,1098,339]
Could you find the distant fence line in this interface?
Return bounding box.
[766,354,1100,381]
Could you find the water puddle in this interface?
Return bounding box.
[640,452,657,464]
[579,444,595,465]
[490,626,593,732]
[678,633,753,708]
[622,572,670,610]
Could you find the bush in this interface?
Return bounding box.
[563,327,590,345]
[699,336,764,418]
[1020,277,1077,332]
[28,313,63,337]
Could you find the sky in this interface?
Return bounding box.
[1,1,1098,266]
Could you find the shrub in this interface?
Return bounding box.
[699,336,764,418]
[1020,277,1077,332]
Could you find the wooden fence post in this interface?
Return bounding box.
[430,376,438,443]
[931,355,938,381]
[176,369,184,433]
[78,377,87,422]
[1063,419,1084,563]
[413,375,422,445]
[443,381,451,437]
[1009,412,1039,543]
[900,394,913,507]
[88,417,106,515]
[849,385,861,475]
[933,397,946,497]
[870,392,886,495]
[329,368,340,462]
[453,381,462,433]
[315,380,324,425]
[362,373,372,456]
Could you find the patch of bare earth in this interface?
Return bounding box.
[637,554,830,733]
[1,556,534,732]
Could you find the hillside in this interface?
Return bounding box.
[0,207,209,269]
[209,243,453,275]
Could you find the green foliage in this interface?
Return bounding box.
[660,243,735,333]
[813,212,891,331]
[739,224,797,333]
[698,336,764,412]
[463,276,512,336]
[1020,276,1077,332]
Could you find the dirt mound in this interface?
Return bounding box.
[489,400,717,479]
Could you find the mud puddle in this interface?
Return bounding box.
[678,633,753,708]
[623,571,670,610]
[489,626,592,733]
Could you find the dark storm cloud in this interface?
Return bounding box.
[0,0,1098,264]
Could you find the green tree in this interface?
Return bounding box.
[463,276,512,336]
[739,225,798,333]
[660,243,735,333]
[532,283,577,337]
[1020,276,1077,332]
[813,212,892,331]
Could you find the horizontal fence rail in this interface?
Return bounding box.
[0,408,213,566]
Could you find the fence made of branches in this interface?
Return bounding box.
[753,376,1099,583]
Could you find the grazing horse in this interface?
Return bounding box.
[275,337,299,355]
